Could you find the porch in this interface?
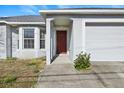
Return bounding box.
[46,16,85,65]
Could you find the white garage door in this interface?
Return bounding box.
[86,23,124,61]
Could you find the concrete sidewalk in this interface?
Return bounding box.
[51,54,72,64]
[36,62,124,88]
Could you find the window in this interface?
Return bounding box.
[24,29,34,48]
[40,30,45,49]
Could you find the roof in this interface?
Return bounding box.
[0,15,45,22]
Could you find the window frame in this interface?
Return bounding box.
[23,27,35,49]
[40,30,45,49]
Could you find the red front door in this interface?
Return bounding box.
[56,31,67,54]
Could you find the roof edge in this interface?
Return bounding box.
[39,8,124,15]
[0,20,45,25]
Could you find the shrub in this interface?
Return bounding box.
[74,51,91,70]
[3,74,17,83]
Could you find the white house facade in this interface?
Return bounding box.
[40,8,124,64]
[0,15,46,59]
[1,8,124,65]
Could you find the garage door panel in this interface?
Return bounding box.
[86,41,124,48]
[89,49,124,61]
[86,25,124,61]
[86,27,124,39]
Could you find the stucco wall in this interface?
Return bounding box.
[68,23,73,61]
[16,50,46,59]
[11,27,18,57]
[0,25,7,58]
[52,23,56,59]
[51,22,55,60]
[6,25,12,58]
[16,26,46,59]
[72,18,84,60]
[3,26,46,59]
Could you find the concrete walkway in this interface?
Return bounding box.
[51,54,72,64]
[36,56,124,88]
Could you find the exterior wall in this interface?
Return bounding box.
[6,25,12,58]
[3,14,124,62]
[16,26,46,59]
[16,50,46,59]
[50,21,55,60]
[0,24,46,59]
[0,25,7,59]
[45,14,124,64]
[86,23,124,61]
[11,27,18,57]
[68,23,73,61]
[46,16,86,62]
[51,22,56,59]
[46,18,53,64]
[0,25,13,59]
[72,18,84,60]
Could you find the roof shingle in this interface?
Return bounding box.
[0,15,44,22]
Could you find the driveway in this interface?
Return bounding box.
[36,62,124,88]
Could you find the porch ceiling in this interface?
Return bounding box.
[54,17,71,26]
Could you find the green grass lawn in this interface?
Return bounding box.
[0,57,46,88]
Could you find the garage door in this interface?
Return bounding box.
[86,23,124,61]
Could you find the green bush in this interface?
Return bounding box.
[3,75,17,83]
[74,51,91,70]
